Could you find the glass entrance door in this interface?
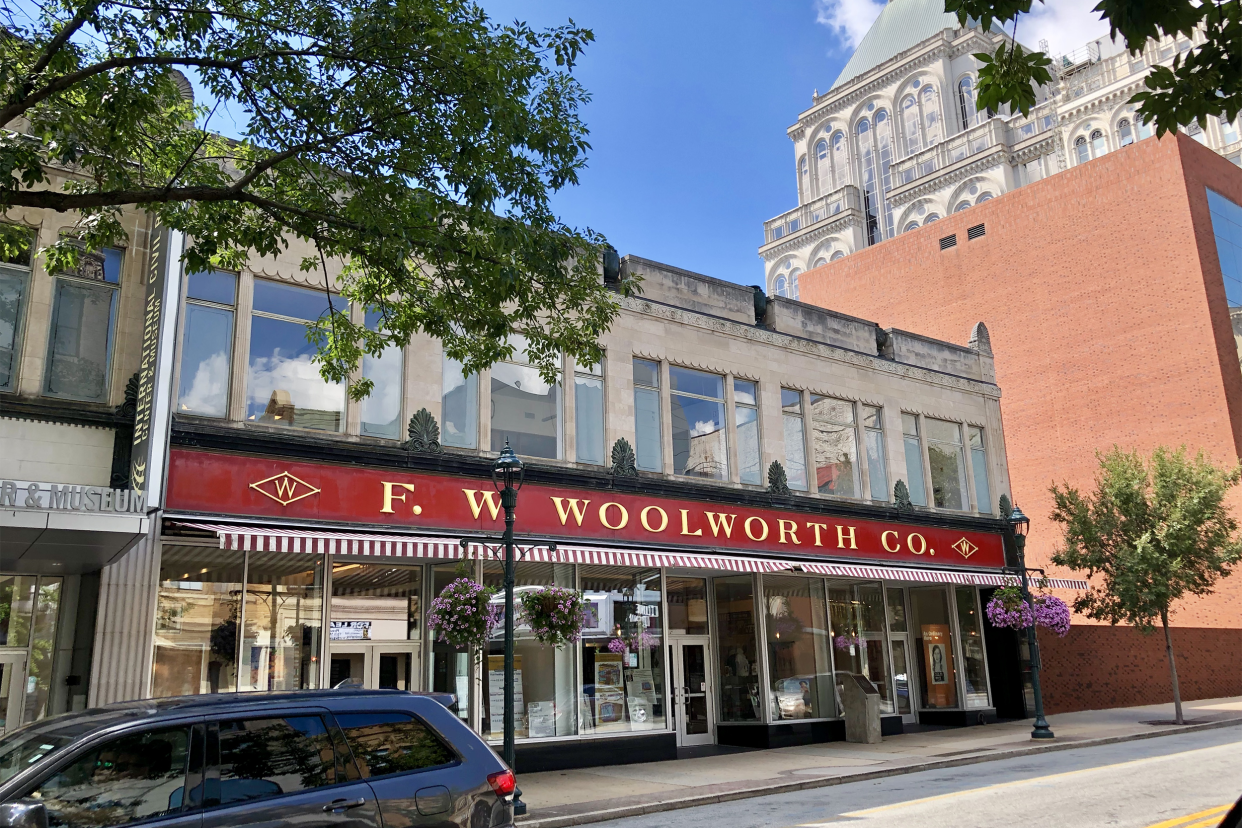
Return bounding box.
[885,587,916,723]
[910,587,959,711]
[0,653,27,736]
[669,636,713,747]
[329,644,419,690]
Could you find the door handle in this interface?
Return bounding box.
[323,797,366,813]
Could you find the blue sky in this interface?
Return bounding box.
[479,0,1109,285]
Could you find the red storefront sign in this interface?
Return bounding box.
[166,448,1006,568]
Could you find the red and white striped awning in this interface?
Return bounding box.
[169,522,1087,589]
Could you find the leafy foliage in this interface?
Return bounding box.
[944,0,1242,134]
[1049,445,1241,631]
[0,0,629,394]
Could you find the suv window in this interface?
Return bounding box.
[335,713,455,778]
[29,725,191,827]
[212,716,335,806]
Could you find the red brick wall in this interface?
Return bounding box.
[797,134,1242,705]
[1040,625,1242,713]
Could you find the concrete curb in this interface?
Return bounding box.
[517,716,1242,828]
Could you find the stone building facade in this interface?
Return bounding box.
[759,0,1242,297]
[795,133,1242,712]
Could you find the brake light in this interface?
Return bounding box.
[487,769,516,797]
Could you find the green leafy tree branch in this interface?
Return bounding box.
[1049,446,1241,724]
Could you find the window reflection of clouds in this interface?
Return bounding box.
[247,315,345,431]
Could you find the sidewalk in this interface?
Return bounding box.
[515,696,1242,828]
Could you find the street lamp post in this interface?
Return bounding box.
[491,440,527,814]
[1008,504,1054,740]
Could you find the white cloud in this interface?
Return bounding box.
[1017,0,1114,57]
[815,0,886,51]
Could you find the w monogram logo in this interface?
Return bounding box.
[250,471,321,506]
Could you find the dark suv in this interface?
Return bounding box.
[0,690,516,828]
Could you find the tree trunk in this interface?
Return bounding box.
[1161,609,1184,725]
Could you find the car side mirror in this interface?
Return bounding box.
[0,800,49,828]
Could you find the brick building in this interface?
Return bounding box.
[796,133,1242,713]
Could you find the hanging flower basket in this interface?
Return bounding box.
[427,578,499,649]
[985,585,1072,637]
[609,629,660,655]
[833,633,862,651]
[519,585,587,648]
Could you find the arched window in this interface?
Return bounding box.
[774,274,787,297]
[954,201,971,213]
[831,132,849,189]
[1222,115,1240,146]
[815,139,830,194]
[830,250,845,261]
[958,77,977,129]
[1090,129,1107,157]
[813,257,828,268]
[799,155,809,200]
[904,221,920,233]
[976,193,992,204]
[1137,115,1153,140]
[875,110,895,238]
[1075,135,1090,164]
[1118,118,1134,147]
[789,268,802,301]
[856,118,882,245]
[924,214,940,224]
[902,95,922,155]
[922,85,942,145]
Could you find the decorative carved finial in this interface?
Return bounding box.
[609,438,638,477]
[767,461,791,495]
[968,321,993,355]
[894,480,914,510]
[998,493,1013,520]
[405,408,442,453]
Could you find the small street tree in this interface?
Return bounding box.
[1049,446,1242,724]
[1,0,623,392]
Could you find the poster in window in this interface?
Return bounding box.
[487,654,525,739]
[594,653,626,728]
[920,625,956,708]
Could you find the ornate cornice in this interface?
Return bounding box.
[888,147,1007,206]
[620,297,1001,400]
[759,212,862,262]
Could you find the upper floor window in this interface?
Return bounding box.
[799,155,809,200]
[44,246,123,402]
[810,394,859,497]
[0,228,34,392]
[669,366,728,480]
[734,379,761,485]
[904,222,919,233]
[830,250,846,260]
[781,388,809,491]
[925,417,968,510]
[1207,189,1242,308]
[954,201,971,213]
[574,357,604,465]
[901,413,928,506]
[831,131,849,189]
[1137,114,1153,140]
[957,77,977,129]
[922,84,942,145]
[633,358,662,472]
[1185,120,1206,144]
[815,139,830,195]
[1090,128,1107,157]
[441,352,478,449]
[360,309,403,439]
[1221,115,1240,146]
[1117,118,1134,147]
[491,333,560,459]
[968,425,991,513]
[862,405,888,501]
[902,95,922,156]
[1074,135,1090,165]
[178,269,236,417]
[247,279,345,431]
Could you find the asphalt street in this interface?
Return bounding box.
[588,726,1242,828]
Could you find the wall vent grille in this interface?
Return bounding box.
[939,234,957,250]
[967,223,986,240]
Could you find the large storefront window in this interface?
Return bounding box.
[482,562,576,739]
[239,551,323,692]
[714,576,759,722]
[328,561,421,690]
[828,581,893,714]
[431,564,470,722]
[152,547,246,696]
[911,587,957,709]
[580,567,665,734]
[666,577,708,635]
[955,586,989,708]
[763,575,834,720]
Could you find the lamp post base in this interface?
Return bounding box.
[1031,717,1055,740]
[512,787,527,817]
